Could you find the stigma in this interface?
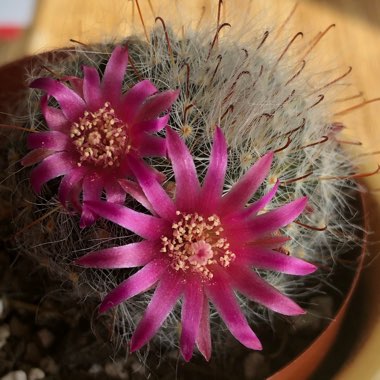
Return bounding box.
[160,211,236,280]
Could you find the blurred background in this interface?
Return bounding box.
[0,1,379,379]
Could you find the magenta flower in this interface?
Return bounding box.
[22,45,179,226]
[76,127,316,361]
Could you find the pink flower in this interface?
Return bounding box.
[22,45,179,226]
[76,127,317,361]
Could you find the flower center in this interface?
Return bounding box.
[160,211,236,280]
[70,102,130,168]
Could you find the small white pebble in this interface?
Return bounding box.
[104,361,128,379]
[1,370,27,380]
[0,296,8,320]
[88,364,102,375]
[0,324,10,349]
[39,357,58,375]
[27,368,45,380]
[131,360,145,375]
[37,329,55,349]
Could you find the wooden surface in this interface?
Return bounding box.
[1,1,379,379]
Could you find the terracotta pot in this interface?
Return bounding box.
[332,191,380,380]
[270,191,367,380]
[0,54,368,380]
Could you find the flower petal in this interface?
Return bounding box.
[226,197,308,240]
[31,78,86,121]
[21,148,54,167]
[130,273,183,352]
[180,278,203,361]
[166,127,200,210]
[206,271,262,350]
[196,295,212,361]
[242,180,280,218]
[229,266,304,315]
[99,258,167,313]
[118,179,155,214]
[58,166,86,209]
[80,175,104,228]
[134,135,167,157]
[105,181,125,204]
[85,200,168,240]
[83,66,103,109]
[30,152,74,193]
[200,127,227,212]
[134,90,179,123]
[40,95,69,131]
[27,131,72,151]
[243,235,291,249]
[131,114,169,134]
[120,80,157,122]
[220,152,274,216]
[62,75,83,97]
[75,240,159,269]
[237,247,317,275]
[128,155,176,220]
[102,45,129,104]
[246,197,308,237]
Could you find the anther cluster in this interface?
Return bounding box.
[70,102,129,168]
[161,211,236,280]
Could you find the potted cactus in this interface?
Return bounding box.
[0,2,372,379]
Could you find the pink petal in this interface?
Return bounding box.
[83,66,103,109]
[105,181,125,204]
[70,183,83,212]
[134,134,166,157]
[118,179,155,214]
[21,148,54,167]
[237,247,317,275]
[206,271,262,350]
[102,45,129,104]
[134,90,179,123]
[130,273,183,352]
[242,180,280,218]
[244,235,291,249]
[226,197,308,240]
[118,153,166,183]
[31,78,86,121]
[180,278,203,361]
[75,240,159,269]
[229,266,304,315]
[58,167,86,209]
[246,197,308,237]
[220,152,274,216]
[200,127,227,212]
[166,127,200,210]
[40,95,69,132]
[30,152,75,193]
[27,131,72,151]
[85,200,168,240]
[62,75,84,97]
[120,80,157,122]
[128,156,176,220]
[196,295,212,361]
[131,114,169,134]
[80,174,104,228]
[99,258,167,313]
